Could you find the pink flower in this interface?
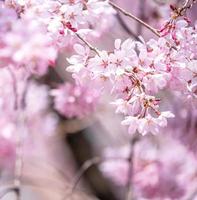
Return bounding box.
[60,3,83,28]
[88,51,112,78]
[0,9,57,75]
[67,43,90,73]
[122,111,174,135]
[51,83,100,119]
[143,73,169,93]
[100,135,197,199]
[121,116,139,135]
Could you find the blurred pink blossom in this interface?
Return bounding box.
[51,83,100,119]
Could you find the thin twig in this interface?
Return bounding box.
[125,136,139,200]
[74,32,100,56]
[8,67,18,110]
[62,156,128,200]
[7,68,22,200]
[71,156,127,192]
[61,157,102,200]
[137,0,145,35]
[71,157,102,193]
[12,74,29,200]
[21,76,30,109]
[14,127,23,200]
[108,1,160,37]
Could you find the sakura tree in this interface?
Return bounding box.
[0,0,197,199]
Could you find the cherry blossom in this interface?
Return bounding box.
[122,112,174,135]
[0,0,197,198]
[67,38,173,135]
[4,0,115,49]
[67,16,197,136]
[51,83,100,119]
[0,7,57,75]
[100,135,197,199]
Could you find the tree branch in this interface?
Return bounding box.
[14,127,23,200]
[74,32,100,56]
[108,1,160,37]
[125,135,139,200]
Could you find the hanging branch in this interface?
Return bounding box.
[9,72,29,200]
[7,68,22,200]
[125,135,139,200]
[61,157,102,200]
[13,118,24,200]
[65,22,100,55]
[125,142,134,200]
[74,32,100,56]
[14,123,23,200]
[62,156,129,200]
[72,0,196,56]
[71,157,102,193]
[8,67,18,110]
[13,79,30,200]
[108,1,161,37]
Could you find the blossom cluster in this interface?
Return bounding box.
[0,0,116,168]
[67,17,197,135]
[4,0,115,48]
[100,135,197,199]
[0,6,56,75]
[0,66,58,170]
[51,82,100,119]
[0,0,115,75]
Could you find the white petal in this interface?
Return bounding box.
[114,39,121,49]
